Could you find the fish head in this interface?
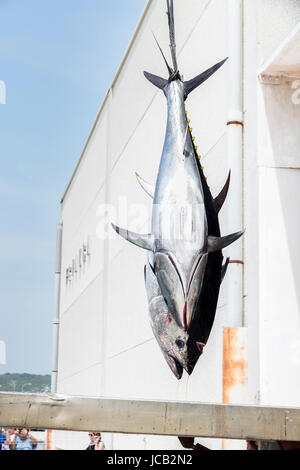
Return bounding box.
[152,251,208,333]
[145,257,205,379]
[150,299,204,379]
[166,319,205,377]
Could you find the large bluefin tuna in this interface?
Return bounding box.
[113,0,244,378]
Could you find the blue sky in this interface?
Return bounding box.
[0,0,145,375]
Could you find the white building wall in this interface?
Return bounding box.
[55,0,300,450]
[243,0,300,407]
[256,0,300,407]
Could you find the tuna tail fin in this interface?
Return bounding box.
[152,32,174,76]
[143,32,173,90]
[145,0,179,87]
[214,171,231,213]
[183,58,228,99]
[144,71,168,90]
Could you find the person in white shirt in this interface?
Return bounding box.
[10,428,37,451]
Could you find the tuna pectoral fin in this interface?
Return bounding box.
[111,224,154,251]
[144,72,168,90]
[207,230,245,253]
[183,58,228,99]
[214,171,231,213]
[135,173,154,198]
[221,257,230,283]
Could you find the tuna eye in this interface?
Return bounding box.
[175,339,185,350]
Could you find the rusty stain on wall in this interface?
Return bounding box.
[222,327,249,450]
[222,327,248,404]
[46,430,53,450]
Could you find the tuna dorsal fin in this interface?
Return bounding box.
[135,173,155,199]
[221,257,230,283]
[214,171,231,213]
[183,58,228,99]
[144,71,168,90]
[207,230,245,253]
[111,224,154,251]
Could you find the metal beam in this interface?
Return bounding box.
[0,393,300,441]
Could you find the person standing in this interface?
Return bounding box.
[86,432,105,450]
[1,429,15,451]
[10,428,37,450]
[0,429,6,450]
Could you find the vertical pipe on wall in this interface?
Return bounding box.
[51,221,63,394]
[243,0,260,406]
[223,0,247,450]
[227,0,244,328]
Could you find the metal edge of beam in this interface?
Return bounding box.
[0,393,300,442]
[60,0,154,205]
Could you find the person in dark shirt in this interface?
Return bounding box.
[86,432,105,450]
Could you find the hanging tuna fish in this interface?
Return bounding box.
[112,0,244,379]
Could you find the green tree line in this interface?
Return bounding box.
[0,373,51,393]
